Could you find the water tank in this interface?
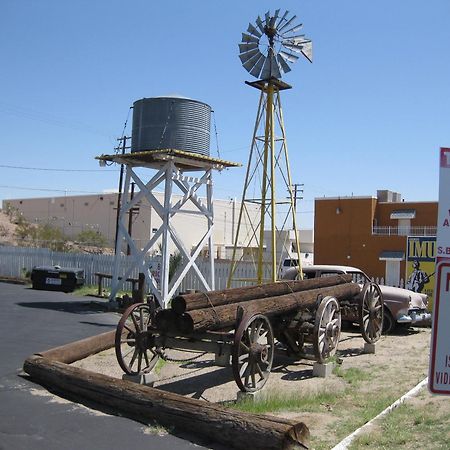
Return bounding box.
[131,96,211,156]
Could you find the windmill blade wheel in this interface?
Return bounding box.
[115,303,160,375]
[232,313,274,392]
[359,282,384,344]
[313,296,341,363]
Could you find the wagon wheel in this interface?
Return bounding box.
[115,303,159,375]
[359,282,384,344]
[313,296,341,363]
[232,313,274,392]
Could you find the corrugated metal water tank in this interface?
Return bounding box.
[131,96,211,156]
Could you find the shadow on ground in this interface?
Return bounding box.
[156,366,233,398]
[16,300,110,315]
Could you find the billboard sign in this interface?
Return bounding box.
[406,236,436,305]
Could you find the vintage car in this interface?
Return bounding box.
[282,264,431,333]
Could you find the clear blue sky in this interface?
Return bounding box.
[1,0,449,229]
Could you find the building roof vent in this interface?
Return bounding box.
[377,190,402,203]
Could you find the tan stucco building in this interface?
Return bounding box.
[4,192,259,258]
[4,192,315,263]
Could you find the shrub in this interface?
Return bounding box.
[76,229,108,247]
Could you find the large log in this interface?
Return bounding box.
[24,356,309,450]
[37,330,115,364]
[154,308,180,333]
[178,283,361,333]
[172,274,352,314]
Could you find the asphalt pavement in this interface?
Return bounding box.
[0,283,210,450]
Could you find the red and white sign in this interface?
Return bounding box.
[429,262,450,394]
[429,147,450,395]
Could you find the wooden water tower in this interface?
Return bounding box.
[97,96,239,308]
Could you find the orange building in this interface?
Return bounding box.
[314,190,437,286]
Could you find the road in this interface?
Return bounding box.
[0,283,209,450]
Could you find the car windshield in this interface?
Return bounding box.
[297,269,371,284]
[301,271,316,279]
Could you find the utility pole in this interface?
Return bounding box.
[127,182,140,255]
[114,136,131,254]
[290,183,304,229]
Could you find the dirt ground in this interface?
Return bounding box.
[72,324,449,449]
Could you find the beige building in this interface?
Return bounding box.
[4,192,261,258]
[4,192,315,262]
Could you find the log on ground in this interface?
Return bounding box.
[179,283,360,333]
[172,274,352,314]
[37,330,115,364]
[23,356,309,450]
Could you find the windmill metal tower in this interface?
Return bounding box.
[228,10,312,286]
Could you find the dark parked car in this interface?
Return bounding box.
[31,265,85,293]
[282,264,431,333]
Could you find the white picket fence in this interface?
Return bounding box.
[0,245,404,292]
[0,246,270,292]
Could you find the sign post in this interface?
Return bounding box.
[429,147,450,395]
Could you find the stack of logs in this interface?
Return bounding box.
[154,274,360,335]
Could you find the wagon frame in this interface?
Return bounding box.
[114,281,382,393]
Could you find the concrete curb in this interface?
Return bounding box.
[0,277,28,285]
[331,377,429,450]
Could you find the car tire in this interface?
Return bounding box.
[382,310,396,334]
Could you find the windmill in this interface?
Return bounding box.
[228,10,312,286]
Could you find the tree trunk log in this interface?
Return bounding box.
[154,309,180,333]
[23,356,309,450]
[178,283,360,333]
[172,275,351,314]
[37,330,115,364]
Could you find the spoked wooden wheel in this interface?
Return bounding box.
[232,314,274,392]
[313,296,341,363]
[359,282,384,344]
[115,303,159,375]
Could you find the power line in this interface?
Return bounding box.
[0,101,114,139]
[0,185,101,194]
[0,164,117,172]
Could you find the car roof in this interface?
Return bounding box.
[302,265,363,273]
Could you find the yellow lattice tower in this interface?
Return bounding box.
[228,10,312,286]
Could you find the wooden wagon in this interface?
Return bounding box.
[114,275,383,392]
